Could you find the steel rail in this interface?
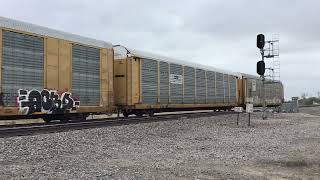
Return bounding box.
[0,111,236,138]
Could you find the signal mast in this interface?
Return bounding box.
[256,34,280,119]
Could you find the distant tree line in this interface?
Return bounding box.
[299,92,320,106]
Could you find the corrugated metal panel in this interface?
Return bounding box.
[128,48,241,77]
[0,16,112,48]
[72,44,100,106]
[159,61,169,104]
[183,66,195,104]
[223,74,229,103]
[229,76,237,103]
[246,78,253,98]
[196,69,206,104]
[245,76,284,106]
[141,59,158,104]
[256,79,263,104]
[207,71,215,104]
[247,78,262,105]
[2,31,44,106]
[216,72,224,103]
[266,83,271,101]
[170,63,183,104]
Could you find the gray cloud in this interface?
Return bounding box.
[1,0,319,98]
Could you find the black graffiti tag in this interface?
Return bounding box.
[50,91,61,112]
[18,89,80,115]
[61,93,74,110]
[41,90,52,111]
[19,90,42,115]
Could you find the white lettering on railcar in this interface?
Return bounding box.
[170,74,183,85]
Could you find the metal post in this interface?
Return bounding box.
[248,113,251,126]
[261,48,267,120]
[237,112,239,126]
[262,77,267,120]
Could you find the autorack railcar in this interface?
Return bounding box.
[0,17,284,122]
[239,73,284,107]
[114,49,241,117]
[0,17,114,122]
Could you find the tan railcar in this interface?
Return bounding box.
[0,17,114,121]
[240,74,284,107]
[114,49,241,117]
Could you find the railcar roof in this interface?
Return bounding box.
[241,73,261,79]
[0,16,112,48]
[241,73,282,83]
[117,48,241,77]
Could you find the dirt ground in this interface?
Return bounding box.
[0,109,319,179]
[299,106,320,116]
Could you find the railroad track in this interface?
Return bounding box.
[0,111,236,138]
[298,105,320,108]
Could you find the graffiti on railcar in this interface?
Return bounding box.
[17,89,80,115]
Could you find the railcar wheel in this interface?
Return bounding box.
[71,114,88,122]
[60,116,70,123]
[147,110,154,117]
[42,117,52,123]
[123,111,129,118]
[134,111,143,117]
[79,113,88,121]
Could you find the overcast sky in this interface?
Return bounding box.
[1,0,318,99]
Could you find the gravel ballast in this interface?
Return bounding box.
[0,111,319,179]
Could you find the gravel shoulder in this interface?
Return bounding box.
[0,111,319,179]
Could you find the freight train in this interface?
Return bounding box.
[0,17,284,122]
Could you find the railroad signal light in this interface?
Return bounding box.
[257,34,265,49]
[257,60,265,76]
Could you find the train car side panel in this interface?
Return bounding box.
[2,30,44,107]
[58,40,72,92]
[107,49,115,107]
[46,38,59,90]
[114,58,140,106]
[206,71,215,104]
[170,63,183,104]
[160,61,170,104]
[237,78,244,106]
[132,58,141,105]
[100,48,109,108]
[72,44,100,106]
[229,75,237,104]
[196,69,206,104]
[0,32,113,118]
[114,59,127,105]
[0,29,18,116]
[242,74,284,107]
[115,57,238,116]
[141,58,159,104]
[184,66,195,104]
[0,28,2,105]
